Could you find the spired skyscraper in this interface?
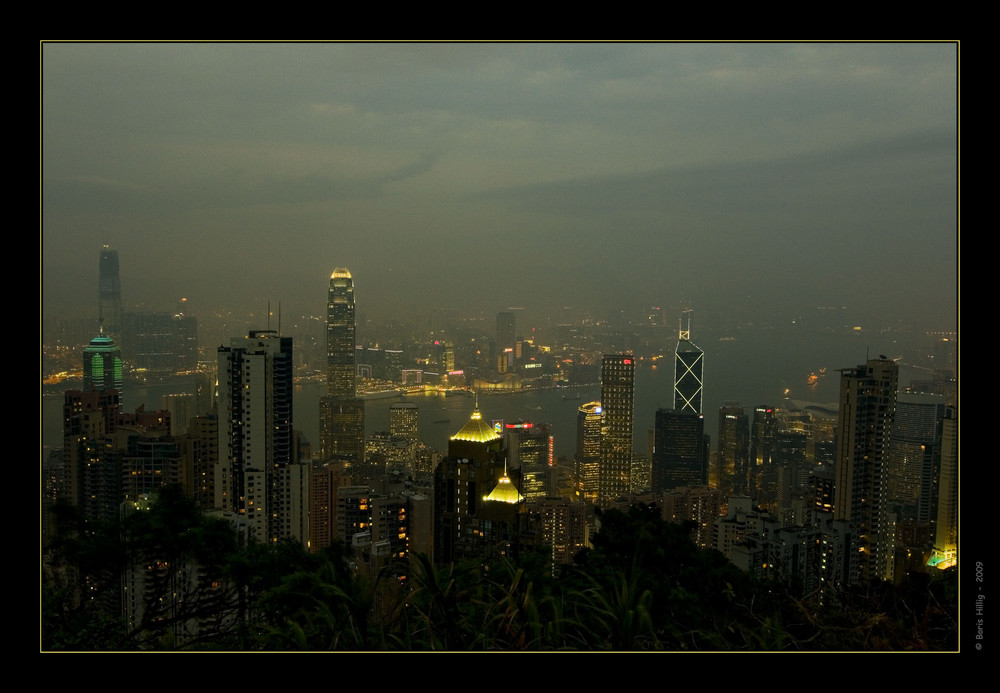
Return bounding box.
[834,357,898,585]
[673,311,703,415]
[599,354,635,507]
[83,330,123,396]
[651,312,707,494]
[320,268,365,472]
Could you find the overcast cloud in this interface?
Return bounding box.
[41,41,958,331]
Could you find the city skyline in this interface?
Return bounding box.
[42,42,958,334]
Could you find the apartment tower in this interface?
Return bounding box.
[834,357,898,584]
[216,330,303,544]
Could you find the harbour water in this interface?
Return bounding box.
[43,325,938,460]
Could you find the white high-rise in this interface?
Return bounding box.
[217,330,305,544]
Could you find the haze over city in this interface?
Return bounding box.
[40,41,964,653]
[42,42,958,332]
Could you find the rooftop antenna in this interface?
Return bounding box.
[678,309,693,341]
[267,301,271,331]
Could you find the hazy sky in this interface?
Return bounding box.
[41,41,958,331]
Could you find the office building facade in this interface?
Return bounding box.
[574,401,602,504]
[652,408,707,493]
[599,354,635,507]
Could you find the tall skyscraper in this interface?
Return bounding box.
[327,268,357,398]
[599,354,635,507]
[673,311,704,415]
[321,268,365,470]
[834,357,898,584]
[98,245,124,344]
[575,401,602,503]
[63,389,121,526]
[216,329,303,544]
[888,392,946,522]
[717,402,749,494]
[504,420,553,499]
[434,406,507,564]
[750,405,778,495]
[496,311,515,354]
[931,405,958,569]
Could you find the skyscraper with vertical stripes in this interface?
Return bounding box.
[599,354,634,507]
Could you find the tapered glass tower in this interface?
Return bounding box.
[321,268,364,469]
[327,268,356,398]
[98,245,124,344]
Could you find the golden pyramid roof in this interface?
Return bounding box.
[450,408,501,444]
[483,472,524,504]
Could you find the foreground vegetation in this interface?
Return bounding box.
[42,487,957,651]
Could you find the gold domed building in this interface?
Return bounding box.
[433,401,535,565]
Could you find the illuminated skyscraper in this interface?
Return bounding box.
[749,405,778,494]
[327,268,357,398]
[433,406,507,564]
[389,402,419,448]
[98,245,124,344]
[504,420,553,499]
[931,405,958,569]
[599,354,635,507]
[575,401,602,503]
[83,330,123,396]
[673,311,703,415]
[717,402,749,494]
[834,357,898,584]
[321,268,365,470]
[63,389,120,526]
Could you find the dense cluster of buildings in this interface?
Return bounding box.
[43,248,959,645]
